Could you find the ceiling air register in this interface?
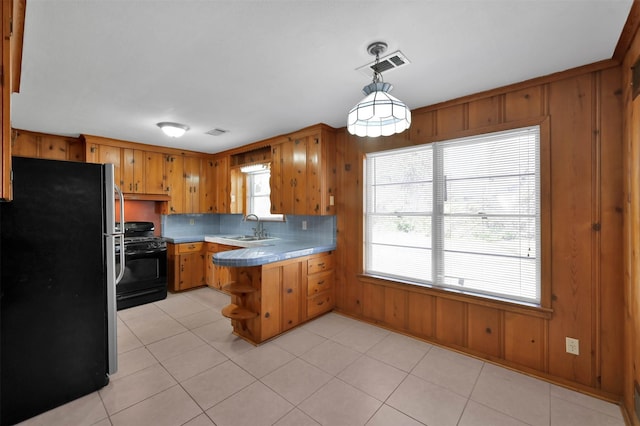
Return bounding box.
[347,41,411,137]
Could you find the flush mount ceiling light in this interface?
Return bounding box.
[347,42,411,138]
[156,122,190,138]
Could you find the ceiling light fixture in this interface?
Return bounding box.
[347,41,411,138]
[156,122,190,138]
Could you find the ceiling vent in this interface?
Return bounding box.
[356,50,410,77]
[206,128,228,136]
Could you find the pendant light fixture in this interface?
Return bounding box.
[157,122,190,138]
[347,42,411,137]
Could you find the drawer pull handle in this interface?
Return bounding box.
[287,288,293,294]
[265,312,270,318]
[316,300,324,306]
[317,280,325,285]
[317,262,325,267]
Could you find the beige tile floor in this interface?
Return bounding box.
[18,287,626,426]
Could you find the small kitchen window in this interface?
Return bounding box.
[242,164,284,221]
[364,126,541,305]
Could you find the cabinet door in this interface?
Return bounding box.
[145,151,165,194]
[39,135,70,160]
[214,156,229,213]
[281,262,302,332]
[261,267,282,340]
[279,137,307,214]
[122,148,144,193]
[86,144,122,187]
[178,254,190,290]
[306,133,322,214]
[165,154,184,214]
[178,251,205,290]
[206,250,216,288]
[270,144,283,214]
[11,130,38,158]
[184,156,201,213]
[201,159,215,213]
[194,251,206,286]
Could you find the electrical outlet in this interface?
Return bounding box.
[565,337,580,355]
[189,219,195,225]
[302,220,307,230]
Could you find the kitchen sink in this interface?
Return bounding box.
[227,235,276,242]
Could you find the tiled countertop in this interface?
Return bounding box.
[163,234,336,267]
[206,235,335,267]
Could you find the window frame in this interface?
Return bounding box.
[362,121,550,308]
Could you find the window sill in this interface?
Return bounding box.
[358,273,553,319]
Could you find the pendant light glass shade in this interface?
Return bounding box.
[157,122,190,138]
[347,82,411,137]
[347,41,411,138]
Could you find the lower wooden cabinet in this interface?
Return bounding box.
[206,243,239,292]
[221,251,334,344]
[168,242,206,292]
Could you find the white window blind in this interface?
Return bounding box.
[365,126,540,304]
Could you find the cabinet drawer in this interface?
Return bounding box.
[179,242,204,253]
[307,270,333,296]
[307,292,333,318]
[307,253,333,275]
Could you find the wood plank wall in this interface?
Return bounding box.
[335,62,624,399]
[622,9,640,423]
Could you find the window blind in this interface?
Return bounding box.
[365,126,540,304]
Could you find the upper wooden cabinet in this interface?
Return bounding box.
[83,135,171,199]
[213,155,229,213]
[144,151,165,194]
[1,0,26,201]
[184,156,201,213]
[270,124,336,215]
[164,153,185,213]
[12,129,84,162]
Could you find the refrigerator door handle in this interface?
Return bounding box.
[114,183,125,284]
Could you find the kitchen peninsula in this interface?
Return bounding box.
[161,213,337,344]
[207,234,335,344]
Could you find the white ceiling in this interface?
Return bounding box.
[11,0,633,154]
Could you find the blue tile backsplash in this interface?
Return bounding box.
[161,213,335,244]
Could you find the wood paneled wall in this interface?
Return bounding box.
[335,62,624,399]
[622,5,640,423]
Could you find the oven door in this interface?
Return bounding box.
[115,247,167,310]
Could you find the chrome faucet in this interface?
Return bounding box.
[243,214,266,238]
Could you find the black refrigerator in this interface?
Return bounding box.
[0,157,122,425]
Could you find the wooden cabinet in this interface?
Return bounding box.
[122,148,165,194]
[184,156,201,213]
[222,251,334,344]
[144,151,165,194]
[270,124,336,215]
[271,135,307,215]
[85,141,122,186]
[122,148,144,193]
[12,129,83,162]
[206,243,239,291]
[168,242,206,292]
[164,154,185,213]
[281,262,302,332]
[305,253,334,319]
[201,158,216,213]
[213,155,229,213]
[163,154,211,214]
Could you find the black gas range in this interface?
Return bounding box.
[115,222,167,310]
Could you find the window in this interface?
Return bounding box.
[246,169,272,217]
[364,126,540,305]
